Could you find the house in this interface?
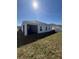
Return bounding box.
[21,20,53,36]
[51,24,62,32]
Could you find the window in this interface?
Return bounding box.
[40,26,42,31]
[46,26,47,30]
[49,26,50,30]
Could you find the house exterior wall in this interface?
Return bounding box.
[37,24,52,33]
[24,24,27,35]
[21,21,53,36]
[21,23,27,35]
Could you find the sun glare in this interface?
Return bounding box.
[32,0,38,9]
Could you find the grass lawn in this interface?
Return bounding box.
[17,32,62,59]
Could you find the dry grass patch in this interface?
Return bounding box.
[17,32,62,59]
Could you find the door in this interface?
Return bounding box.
[27,25,37,35]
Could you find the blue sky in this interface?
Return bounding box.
[17,0,62,26]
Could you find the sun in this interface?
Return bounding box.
[32,0,38,9]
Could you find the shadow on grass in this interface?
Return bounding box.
[17,29,57,47]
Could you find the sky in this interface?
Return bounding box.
[17,0,62,26]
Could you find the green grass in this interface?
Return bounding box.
[17,32,62,59]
